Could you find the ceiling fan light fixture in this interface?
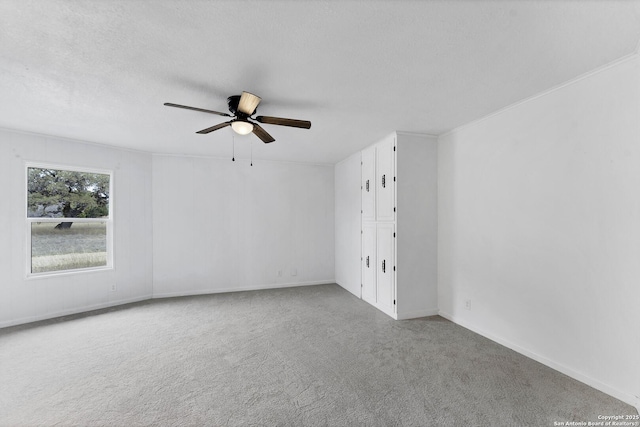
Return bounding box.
[231,120,254,135]
[237,91,261,115]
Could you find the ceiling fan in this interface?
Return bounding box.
[164,91,311,143]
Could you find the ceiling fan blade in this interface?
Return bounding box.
[252,123,275,143]
[237,92,261,115]
[255,116,311,129]
[196,121,232,134]
[164,103,232,117]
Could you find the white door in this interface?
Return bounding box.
[376,223,395,313]
[361,145,376,222]
[376,138,395,222]
[361,223,376,304]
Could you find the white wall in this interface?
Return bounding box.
[334,152,361,297]
[438,54,640,409]
[152,155,335,297]
[0,129,153,328]
[396,133,438,318]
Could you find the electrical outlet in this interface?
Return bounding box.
[465,299,471,310]
[111,283,117,292]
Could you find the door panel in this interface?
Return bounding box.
[361,146,376,222]
[376,138,395,222]
[361,223,376,304]
[376,223,395,313]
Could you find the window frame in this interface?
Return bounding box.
[25,162,114,278]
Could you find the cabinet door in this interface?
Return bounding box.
[361,145,376,222]
[376,138,395,222]
[376,223,395,313]
[361,223,376,304]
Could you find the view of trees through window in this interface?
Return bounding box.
[27,167,111,274]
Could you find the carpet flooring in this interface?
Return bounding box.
[0,284,636,426]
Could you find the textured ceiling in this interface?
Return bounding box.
[1,1,639,164]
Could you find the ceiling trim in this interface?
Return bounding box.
[396,131,439,139]
[0,126,152,155]
[439,51,639,140]
[0,125,335,167]
[151,152,335,167]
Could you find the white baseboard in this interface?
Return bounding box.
[439,311,640,412]
[361,300,438,321]
[0,295,152,329]
[396,307,439,320]
[0,282,336,329]
[152,280,335,299]
[334,281,361,299]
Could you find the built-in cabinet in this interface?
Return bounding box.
[360,132,438,319]
[361,137,396,314]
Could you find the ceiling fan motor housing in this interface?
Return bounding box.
[227,95,256,117]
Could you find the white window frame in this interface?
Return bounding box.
[25,162,114,278]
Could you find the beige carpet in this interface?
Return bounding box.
[0,284,635,426]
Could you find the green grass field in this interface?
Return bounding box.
[31,222,107,273]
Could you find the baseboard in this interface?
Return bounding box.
[0,295,152,329]
[396,307,439,320]
[0,282,335,329]
[152,280,335,299]
[439,311,640,412]
[334,281,361,299]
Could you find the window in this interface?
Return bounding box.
[26,164,112,276]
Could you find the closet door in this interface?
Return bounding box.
[376,222,395,313]
[361,223,376,304]
[361,145,376,222]
[376,138,395,222]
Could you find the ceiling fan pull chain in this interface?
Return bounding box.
[232,132,235,162]
[250,140,253,166]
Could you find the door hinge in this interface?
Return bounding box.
[394,207,396,212]
[393,232,396,238]
[361,210,363,213]
[393,266,396,271]
[394,176,396,182]
[393,299,396,305]
[393,146,396,151]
